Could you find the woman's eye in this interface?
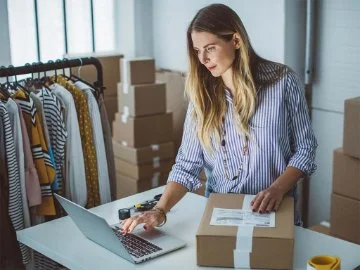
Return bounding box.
[206,46,215,52]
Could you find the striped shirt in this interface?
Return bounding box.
[167,66,318,213]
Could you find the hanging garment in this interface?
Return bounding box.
[13,90,57,216]
[55,77,100,207]
[17,103,41,208]
[34,88,67,195]
[0,102,30,265]
[50,83,87,207]
[0,113,24,270]
[75,81,111,204]
[5,99,31,228]
[30,93,59,191]
[98,94,116,201]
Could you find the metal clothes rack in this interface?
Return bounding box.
[0,57,103,89]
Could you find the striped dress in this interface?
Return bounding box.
[35,88,67,194]
[13,90,57,216]
[167,65,318,224]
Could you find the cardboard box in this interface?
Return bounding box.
[156,70,187,152]
[104,97,118,132]
[116,172,168,199]
[196,194,294,269]
[117,82,166,117]
[65,51,123,97]
[112,140,174,165]
[115,157,174,179]
[333,148,360,200]
[308,223,331,236]
[112,112,173,147]
[330,193,360,244]
[343,97,360,159]
[121,58,155,85]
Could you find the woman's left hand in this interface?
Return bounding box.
[251,186,285,213]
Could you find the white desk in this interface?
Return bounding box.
[17,187,360,270]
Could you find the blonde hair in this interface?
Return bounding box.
[186,4,265,153]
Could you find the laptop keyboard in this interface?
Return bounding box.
[112,227,162,258]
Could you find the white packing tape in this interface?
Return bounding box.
[153,157,160,168]
[233,194,255,269]
[241,194,256,211]
[151,144,160,151]
[121,141,128,147]
[121,110,129,124]
[151,172,160,188]
[122,59,129,85]
[123,83,129,94]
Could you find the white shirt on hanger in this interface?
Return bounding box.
[75,81,111,204]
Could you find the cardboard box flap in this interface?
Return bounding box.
[197,194,294,240]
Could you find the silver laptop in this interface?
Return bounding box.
[54,194,186,264]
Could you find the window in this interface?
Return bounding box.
[8,0,116,66]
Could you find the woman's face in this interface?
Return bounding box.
[191,30,237,78]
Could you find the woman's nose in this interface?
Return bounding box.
[199,51,209,65]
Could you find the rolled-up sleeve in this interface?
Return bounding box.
[286,70,318,175]
[167,104,204,191]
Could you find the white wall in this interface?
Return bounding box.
[308,0,360,225]
[0,0,11,66]
[284,0,306,79]
[152,0,286,71]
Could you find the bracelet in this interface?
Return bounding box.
[152,206,167,227]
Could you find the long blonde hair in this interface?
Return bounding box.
[186,4,283,153]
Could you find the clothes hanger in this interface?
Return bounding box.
[70,58,100,92]
[41,60,55,87]
[8,65,29,94]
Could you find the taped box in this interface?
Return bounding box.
[196,194,294,269]
[112,112,173,148]
[116,172,168,199]
[120,58,155,85]
[112,140,174,165]
[114,157,174,179]
[333,148,360,201]
[117,82,166,117]
[330,193,360,244]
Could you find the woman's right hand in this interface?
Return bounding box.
[121,209,165,234]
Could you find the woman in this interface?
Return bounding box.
[122,3,317,233]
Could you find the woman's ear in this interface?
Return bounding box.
[233,33,241,49]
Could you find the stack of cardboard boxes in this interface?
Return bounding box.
[330,97,360,244]
[112,58,174,199]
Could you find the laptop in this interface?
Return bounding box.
[54,194,186,264]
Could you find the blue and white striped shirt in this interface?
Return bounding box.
[167,66,318,202]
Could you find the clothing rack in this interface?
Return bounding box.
[0,57,103,89]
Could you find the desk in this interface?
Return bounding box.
[17,187,360,270]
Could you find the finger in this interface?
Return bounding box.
[258,194,271,213]
[127,215,145,233]
[250,194,258,206]
[252,192,264,212]
[265,198,276,213]
[274,200,282,212]
[121,217,134,233]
